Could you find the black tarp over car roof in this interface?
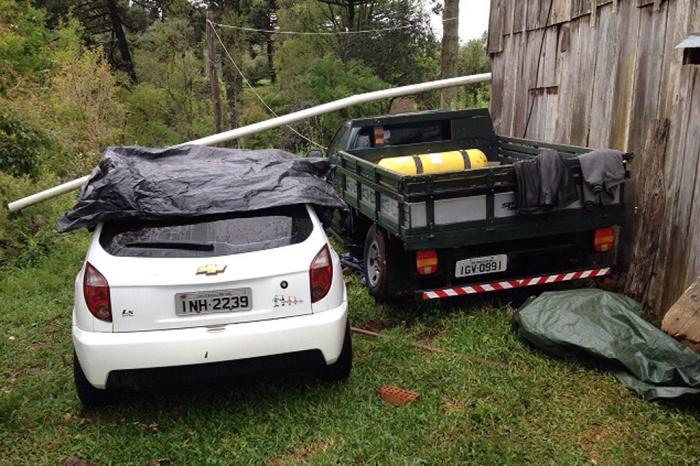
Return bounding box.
[58,145,346,232]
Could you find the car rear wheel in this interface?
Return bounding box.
[318,322,352,381]
[73,352,113,407]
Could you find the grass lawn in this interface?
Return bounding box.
[1,231,699,465]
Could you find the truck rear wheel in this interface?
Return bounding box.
[364,225,400,300]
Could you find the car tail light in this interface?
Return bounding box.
[593,227,615,253]
[416,249,438,275]
[310,245,333,303]
[83,262,112,321]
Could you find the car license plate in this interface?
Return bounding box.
[175,288,252,316]
[455,254,508,278]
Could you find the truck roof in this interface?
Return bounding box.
[348,108,490,128]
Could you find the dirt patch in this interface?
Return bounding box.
[265,438,338,466]
[414,324,445,342]
[362,318,400,333]
[580,424,608,464]
[442,398,468,412]
[63,456,104,466]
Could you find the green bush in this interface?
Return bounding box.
[0,169,77,269]
[0,111,48,177]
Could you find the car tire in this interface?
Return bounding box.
[363,225,401,300]
[73,352,112,407]
[319,322,352,381]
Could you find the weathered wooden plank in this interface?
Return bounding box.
[609,0,641,151]
[518,28,546,137]
[489,49,507,132]
[554,20,578,143]
[512,0,527,33]
[540,26,560,87]
[609,0,642,270]
[503,0,514,35]
[543,86,559,140]
[509,32,529,137]
[500,34,519,135]
[488,0,505,54]
[552,0,573,24]
[568,16,597,146]
[681,68,700,288]
[526,0,544,30]
[628,3,668,166]
[588,3,619,148]
[657,0,695,119]
[651,66,700,312]
[623,2,669,274]
[623,119,669,306]
[570,0,591,18]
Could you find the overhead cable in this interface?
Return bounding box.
[211,16,458,36]
[208,20,326,149]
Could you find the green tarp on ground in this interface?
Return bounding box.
[513,289,700,400]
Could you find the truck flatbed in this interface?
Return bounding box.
[324,108,630,300]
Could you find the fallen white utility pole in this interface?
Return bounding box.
[7,73,491,212]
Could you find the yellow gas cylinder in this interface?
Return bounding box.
[377,149,488,175]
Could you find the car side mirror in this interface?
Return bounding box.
[305,149,324,158]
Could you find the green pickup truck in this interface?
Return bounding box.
[322,108,629,301]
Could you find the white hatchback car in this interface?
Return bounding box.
[72,204,350,406]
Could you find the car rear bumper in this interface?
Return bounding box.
[73,302,347,389]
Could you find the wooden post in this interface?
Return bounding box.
[206,10,222,133]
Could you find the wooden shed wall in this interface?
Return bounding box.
[487,0,700,313]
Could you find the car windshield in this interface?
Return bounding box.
[100,205,313,258]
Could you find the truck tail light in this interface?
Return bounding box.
[310,245,333,303]
[593,227,615,253]
[83,262,112,321]
[416,249,438,275]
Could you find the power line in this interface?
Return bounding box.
[208,20,326,149]
[211,16,458,36]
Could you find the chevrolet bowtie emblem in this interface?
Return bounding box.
[196,264,227,276]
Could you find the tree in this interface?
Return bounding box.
[457,33,490,107]
[317,0,439,87]
[439,0,459,108]
[131,17,212,141]
[295,54,387,144]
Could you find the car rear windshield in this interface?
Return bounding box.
[100,205,314,258]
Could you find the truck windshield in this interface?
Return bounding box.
[100,205,313,258]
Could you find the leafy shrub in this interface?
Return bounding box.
[0,169,77,269]
[123,82,178,146]
[0,111,48,177]
[43,48,126,163]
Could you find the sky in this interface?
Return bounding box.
[430,0,491,43]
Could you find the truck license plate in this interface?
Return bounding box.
[176,288,252,316]
[455,255,508,278]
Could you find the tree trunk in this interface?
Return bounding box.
[206,10,223,132]
[106,0,137,84]
[267,33,276,83]
[217,8,243,146]
[439,0,459,108]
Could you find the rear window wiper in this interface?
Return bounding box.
[124,241,215,251]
